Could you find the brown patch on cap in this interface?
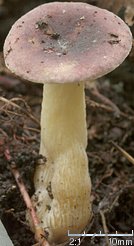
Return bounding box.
[4,2,132,84]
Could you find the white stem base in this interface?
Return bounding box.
[31,83,92,244]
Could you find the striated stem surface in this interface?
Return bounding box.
[32,82,92,244]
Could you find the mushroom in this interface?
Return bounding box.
[3,2,132,244]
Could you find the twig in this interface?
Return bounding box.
[0,96,40,126]
[100,210,110,246]
[94,168,113,189]
[0,127,8,138]
[24,126,40,133]
[86,81,134,121]
[11,97,31,112]
[86,98,134,121]
[111,141,134,165]
[4,148,50,246]
[88,81,121,117]
[86,98,114,112]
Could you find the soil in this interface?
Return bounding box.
[0,1,134,246]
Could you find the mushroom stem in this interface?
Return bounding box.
[40,82,87,157]
[33,82,92,244]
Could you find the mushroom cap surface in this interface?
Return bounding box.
[4,2,132,84]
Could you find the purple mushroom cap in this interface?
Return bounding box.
[4,2,132,84]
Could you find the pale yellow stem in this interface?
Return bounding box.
[32,82,92,244]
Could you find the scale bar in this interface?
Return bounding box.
[68,230,134,237]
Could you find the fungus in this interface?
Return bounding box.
[3,2,132,244]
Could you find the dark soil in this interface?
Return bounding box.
[0,1,134,246]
